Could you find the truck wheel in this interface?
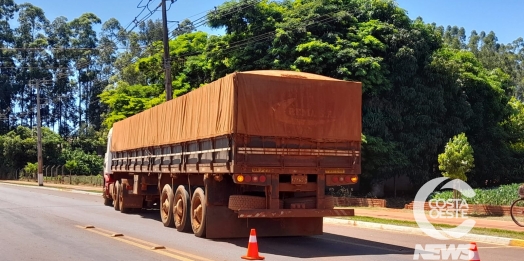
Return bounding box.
[160,184,175,227]
[104,182,114,206]
[191,187,206,237]
[103,179,113,206]
[104,197,113,206]
[113,181,121,211]
[118,182,129,213]
[174,185,191,232]
[228,195,266,210]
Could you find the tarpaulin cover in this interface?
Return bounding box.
[111,70,362,152]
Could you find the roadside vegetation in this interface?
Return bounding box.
[0,0,522,196]
[431,183,521,206]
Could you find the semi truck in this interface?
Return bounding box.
[102,70,362,238]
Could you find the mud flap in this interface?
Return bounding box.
[205,205,323,239]
[122,189,144,209]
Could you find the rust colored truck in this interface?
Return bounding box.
[102,70,362,238]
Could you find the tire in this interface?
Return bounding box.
[228,195,266,210]
[510,198,524,227]
[103,179,113,206]
[103,181,113,206]
[160,184,175,227]
[118,182,128,213]
[191,187,206,237]
[113,181,121,211]
[104,197,113,206]
[174,185,191,232]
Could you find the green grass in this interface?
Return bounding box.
[341,215,524,240]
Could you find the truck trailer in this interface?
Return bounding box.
[102,70,362,238]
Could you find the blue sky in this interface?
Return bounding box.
[20,0,524,44]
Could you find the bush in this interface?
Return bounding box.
[431,183,521,206]
[23,162,37,176]
[62,148,103,175]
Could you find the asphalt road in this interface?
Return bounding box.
[1,183,523,261]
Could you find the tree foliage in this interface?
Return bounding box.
[438,133,475,181]
[62,149,103,175]
[99,0,524,187]
[0,0,523,190]
[23,162,37,177]
[0,126,103,175]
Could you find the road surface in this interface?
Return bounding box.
[0,183,522,260]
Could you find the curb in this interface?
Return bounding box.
[324,217,524,248]
[0,182,102,196]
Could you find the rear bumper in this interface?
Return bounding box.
[237,208,354,218]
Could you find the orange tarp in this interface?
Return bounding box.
[111,70,362,152]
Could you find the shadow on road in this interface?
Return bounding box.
[126,208,415,258]
[213,232,415,258]
[127,208,163,222]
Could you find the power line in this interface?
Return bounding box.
[171,10,345,60]
[168,0,262,39]
[166,0,176,11]
[125,0,163,33]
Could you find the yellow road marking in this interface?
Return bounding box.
[91,226,213,261]
[76,225,212,261]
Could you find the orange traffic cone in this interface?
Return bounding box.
[468,242,480,261]
[241,229,265,260]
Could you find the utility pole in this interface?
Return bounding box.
[162,0,173,101]
[35,80,44,186]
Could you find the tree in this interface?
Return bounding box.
[47,16,77,136]
[138,19,163,46]
[69,13,102,131]
[2,126,37,170]
[0,0,18,134]
[14,3,52,129]
[171,19,196,38]
[438,133,474,199]
[438,133,474,180]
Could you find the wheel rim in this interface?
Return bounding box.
[192,196,203,229]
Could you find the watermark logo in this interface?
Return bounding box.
[413,177,476,240]
[413,244,472,260]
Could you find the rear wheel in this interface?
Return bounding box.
[511,198,524,227]
[104,197,113,206]
[191,187,206,237]
[160,184,175,227]
[113,181,121,211]
[103,179,113,206]
[174,185,191,232]
[118,182,128,213]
